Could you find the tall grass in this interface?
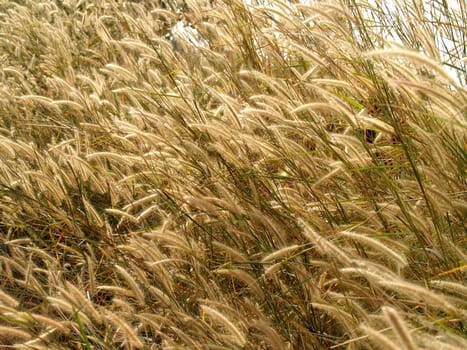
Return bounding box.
[0,0,465,348]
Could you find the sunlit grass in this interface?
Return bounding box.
[0,0,465,348]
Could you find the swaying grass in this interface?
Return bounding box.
[0,0,465,348]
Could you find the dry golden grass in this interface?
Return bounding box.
[0,0,465,349]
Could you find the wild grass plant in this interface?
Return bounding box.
[0,0,465,348]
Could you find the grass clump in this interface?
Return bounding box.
[0,0,465,349]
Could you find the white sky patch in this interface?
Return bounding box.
[290,0,464,83]
[170,0,464,83]
[170,20,208,50]
[360,0,465,83]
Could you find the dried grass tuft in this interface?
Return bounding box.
[0,0,464,348]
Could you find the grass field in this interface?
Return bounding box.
[0,0,465,348]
